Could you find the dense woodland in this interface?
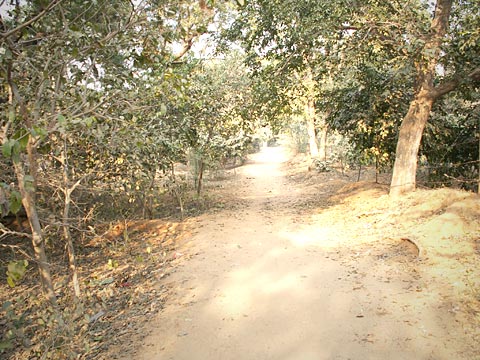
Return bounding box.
[0,0,479,358]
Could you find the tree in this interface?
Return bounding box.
[325,60,413,177]
[420,90,480,190]
[223,0,479,195]
[0,0,221,303]
[220,0,417,160]
[177,53,258,194]
[390,0,479,196]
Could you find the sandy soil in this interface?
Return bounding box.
[116,145,479,360]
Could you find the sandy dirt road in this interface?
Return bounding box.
[126,146,475,360]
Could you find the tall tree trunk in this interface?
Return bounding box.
[301,65,319,158]
[389,0,453,197]
[318,121,329,162]
[7,70,56,305]
[196,159,205,196]
[13,142,57,305]
[305,98,319,158]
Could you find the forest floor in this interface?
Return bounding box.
[1,144,479,359]
[108,144,480,360]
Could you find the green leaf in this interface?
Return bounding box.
[2,139,15,158]
[4,48,12,60]
[8,109,15,123]
[31,125,47,139]
[9,191,22,214]
[99,277,115,285]
[6,260,28,288]
[160,104,167,116]
[24,176,35,192]
[0,340,13,350]
[85,117,95,127]
[13,129,29,148]
[57,114,67,125]
[2,301,12,311]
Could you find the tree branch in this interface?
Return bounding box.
[0,0,64,40]
[171,36,196,63]
[0,223,32,240]
[432,66,480,99]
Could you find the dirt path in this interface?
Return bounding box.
[122,146,477,360]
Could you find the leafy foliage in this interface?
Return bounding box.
[420,92,480,190]
[6,260,28,288]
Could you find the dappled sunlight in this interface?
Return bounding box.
[170,238,461,360]
[422,213,467,241]
[210,266,302,316]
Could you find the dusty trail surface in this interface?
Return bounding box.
[121,146,478,360]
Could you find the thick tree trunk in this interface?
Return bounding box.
[389,0,453,197]
[305,98,319,158]
[390,92,434,196]
[13,144,57,305]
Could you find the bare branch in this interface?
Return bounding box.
[432,66,480,100]
[0,223,32,240]
[0,243,34,262]
[67,174,91,196]
[172,36,196,63]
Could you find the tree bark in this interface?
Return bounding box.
[305,98,319,158]
[301,64,319,158]
[389,0,453,197]
[318,114,329,161]
[390,92,434,195]
[60,147,81,299]
[7,69,56,305]
[318,125,327,161]
[13,142,57,305]
[63,189,80,298]
[196,159,205,196]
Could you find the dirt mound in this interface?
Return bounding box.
[330,181,389,205]
[327,182,479,259]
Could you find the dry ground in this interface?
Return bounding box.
[113,145,480,360]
